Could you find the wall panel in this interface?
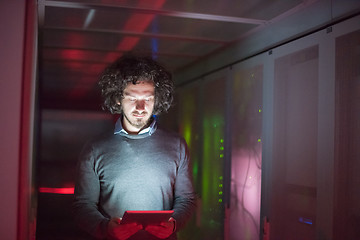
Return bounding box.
[272,45,319,240]
[176,72,227,240]
[334,29,360,240]
[228,63,263,240]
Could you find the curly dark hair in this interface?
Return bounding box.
[98,55,174,115]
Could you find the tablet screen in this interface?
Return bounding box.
[121,210,174,226]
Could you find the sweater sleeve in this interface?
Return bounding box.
[72,143,109,239]
[171,138,196,230]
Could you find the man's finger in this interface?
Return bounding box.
[128,224,143,235]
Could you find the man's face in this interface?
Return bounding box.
[120,80,155,133]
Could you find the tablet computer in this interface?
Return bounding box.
[121,210,174,226]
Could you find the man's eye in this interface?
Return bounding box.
[129,98,136,102]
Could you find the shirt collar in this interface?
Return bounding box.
[114,116,157,136]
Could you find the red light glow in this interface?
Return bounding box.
[39,187,74,195]
[104,0,166,62]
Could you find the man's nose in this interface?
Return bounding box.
[136,100,145,110]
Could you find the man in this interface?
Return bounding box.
[73,55,196,240]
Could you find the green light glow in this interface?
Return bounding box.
[202,118,211,209]
[183,125,192,147]
[193,161,198,176]
[178,83,227,237]
[202,114,224,214]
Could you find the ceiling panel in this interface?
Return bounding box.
[144,15,256,41]
[38,0,309,110]
[44,0,303,19]
[43,30,124,49]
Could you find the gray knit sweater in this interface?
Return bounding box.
[73,121,196,240]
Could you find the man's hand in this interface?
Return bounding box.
[145,217,176,239]
[107,217,143,240]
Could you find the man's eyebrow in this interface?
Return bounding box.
[123,91,154,97]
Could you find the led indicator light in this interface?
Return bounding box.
[299,217,313,225]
